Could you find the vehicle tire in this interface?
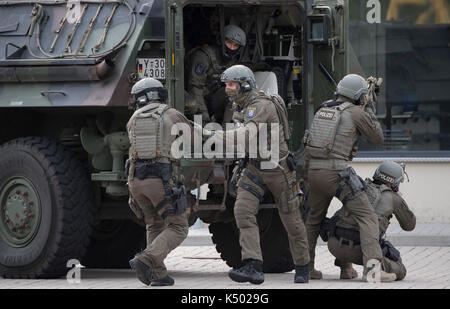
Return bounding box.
[82,219,146,268]
[209,221,242,269]
[0,137,93,278]
[209,209,294,273]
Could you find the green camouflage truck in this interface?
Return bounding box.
[0,0,355,278]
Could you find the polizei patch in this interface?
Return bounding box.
[379,171,395,184]
[247,107,257,118]
[318,109,335,120]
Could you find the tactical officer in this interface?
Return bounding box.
[126,77,191,287]
[304,74,393,282]
[205,65,310,284]
[322,161,416,281]
[186,24,246,124]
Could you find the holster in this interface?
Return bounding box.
[229,159,248,198]
[319,217,337,242]
[286,152,297,172]
[133,161,187,219]
[380,238,400,262]
[335,167,367,203]
[172,183,187,215]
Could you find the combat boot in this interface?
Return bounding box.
[294,264,309,283]
[309,263,323,279]
[151,275,175,286]
[380,271,397,282]
[228,259,264,285]
[129,257,152,286]
[362,270,396,282]
[340,264,358,279]
[362,259,396,283]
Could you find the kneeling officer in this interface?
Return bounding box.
[126,77,192,287]
[321,161,416,281]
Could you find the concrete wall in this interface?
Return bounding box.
[326,160,450,223]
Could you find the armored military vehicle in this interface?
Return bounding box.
[0,0,346,278]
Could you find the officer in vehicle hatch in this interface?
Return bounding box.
[303,74,396,282]
[320,161,416,281]
[126,77,192,287]
[202,65,310,285]
[185,24,246,124]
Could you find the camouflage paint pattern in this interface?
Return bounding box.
[0,0,165,107]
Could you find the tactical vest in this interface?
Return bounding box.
[365,181,385,209]
[365,181,393,234]
[185,45,226,91]
[306,101,354,160]
[337,180,393,234]
[127,103,171,160]
[254,92,291,142]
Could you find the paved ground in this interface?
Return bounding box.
[182,222,450,247]
[1,223,450,290]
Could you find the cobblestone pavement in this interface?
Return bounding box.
[182,223,450,247]
[1,245,450,289]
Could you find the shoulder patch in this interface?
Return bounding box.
[247,107,257,118]
[195,63,206,75]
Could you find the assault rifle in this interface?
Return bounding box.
[363,76,383,113]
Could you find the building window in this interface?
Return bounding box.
[349,0,450,153]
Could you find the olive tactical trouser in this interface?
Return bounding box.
[306,169,382,267]
[128,178,188,280]
[234,163,310,266]
[327,236,406,280]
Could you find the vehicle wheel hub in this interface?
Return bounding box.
[0,177,40,247]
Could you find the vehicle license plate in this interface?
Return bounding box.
[137,58,165,79]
